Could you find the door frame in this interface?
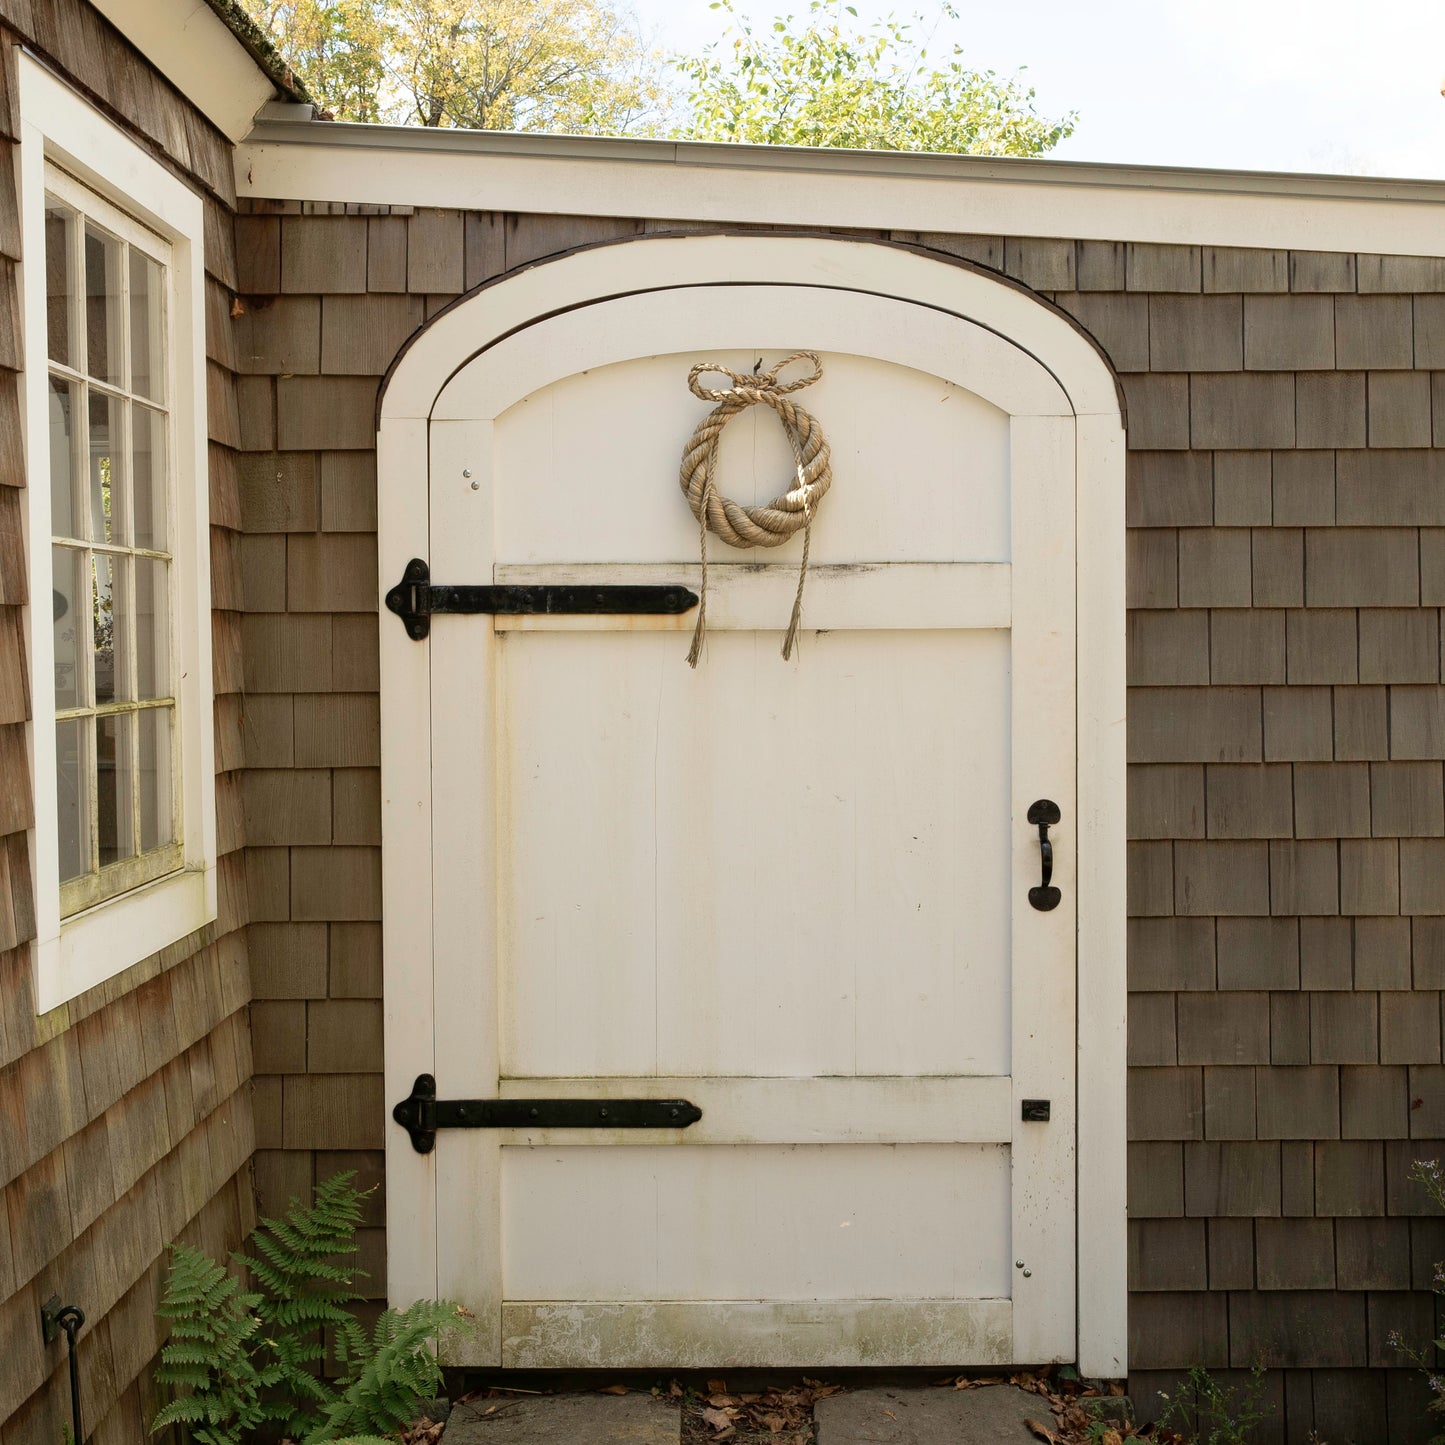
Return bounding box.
[375,233,1128,1377]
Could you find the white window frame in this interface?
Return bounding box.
[18,52,215,1013]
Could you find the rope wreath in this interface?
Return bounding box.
[678,351,832,667]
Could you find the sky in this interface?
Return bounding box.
[632,0,1445,179]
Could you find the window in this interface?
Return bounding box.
[20,55,215,1012]
[46,175,180,913]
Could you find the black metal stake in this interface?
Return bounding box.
[41,1297,86,1443]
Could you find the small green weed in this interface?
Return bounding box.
[1156,1364,1273,1445]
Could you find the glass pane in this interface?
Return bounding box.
[129,249,164,402]
[135,558,169,699]
[138,706,174,852]
[52,545,85,710]
[48,374,78,538]
[55,717,90,883]
[88,390,123,545]
[131,402,167,550]
[45,199,75,366]
[96,711,135,867]
[92,552,130,704]
[84,222,124,385]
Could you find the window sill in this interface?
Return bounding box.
[34,863,216,1014]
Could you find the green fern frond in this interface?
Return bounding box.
[150,1244,269,1444]
[305,1299,466,1442]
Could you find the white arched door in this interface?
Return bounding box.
[378,238,1126,1374]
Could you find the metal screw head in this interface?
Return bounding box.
[470,479,480,490]
[1022,1269,1032,1278]
[462,468,473,477]
[1015,1260,1025,1269]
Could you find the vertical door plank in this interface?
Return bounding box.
[1008,413,1078,1363]
[428,420,502,1360]
[378,416,439,1308]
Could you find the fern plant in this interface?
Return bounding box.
[151,1244,280,1445]
[235,1171,371,1436]
[309,1301,457,1441]
[150,1173,464,1444]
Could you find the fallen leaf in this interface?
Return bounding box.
[702,1406,737,1437]
[1024,1420,1059,1444]
[600,1384,629,1395]
[707,1378,729,1395]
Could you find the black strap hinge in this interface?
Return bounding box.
[392,1074,703,1152]
[385,559,699,640]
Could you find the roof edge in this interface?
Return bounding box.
[241,111,1445,205]
[236,116,1445,261]
[199,0,314,108]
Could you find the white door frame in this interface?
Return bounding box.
[375,233,1128,1378]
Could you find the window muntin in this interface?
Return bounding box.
[44,172,180,915]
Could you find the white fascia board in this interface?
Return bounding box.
[237,116,1445,257]
[90,0,277,142]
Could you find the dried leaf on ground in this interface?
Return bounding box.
[1025,1420,1060,1444]
[600,1383,630,1395]
[702,1405,738,1437]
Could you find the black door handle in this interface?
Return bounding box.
[1028,799,1061,911]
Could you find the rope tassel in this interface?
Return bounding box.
[678,351,833,667]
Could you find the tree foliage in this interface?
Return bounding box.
[675,0,1075,155]
[379,0,668,131]
[240,0,669,133]
[243,0,387,122]
[239,0,1075,158]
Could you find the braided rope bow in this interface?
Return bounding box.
[678,351,832,667]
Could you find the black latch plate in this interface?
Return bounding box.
[1021,1099,1051,1122]
[386,558,699,640]
[393,1073,703,1152]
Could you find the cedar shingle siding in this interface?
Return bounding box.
[0,4,257,1439]
[236,209,1445,1440]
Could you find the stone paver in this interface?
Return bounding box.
[444,1393,680,1444]
[815,1385,1046,1444]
